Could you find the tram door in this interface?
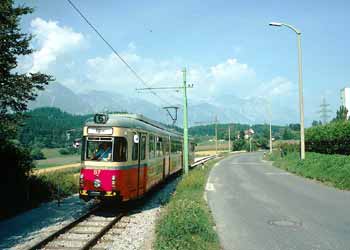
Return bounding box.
[163,136,170,180]
[137,133,147,197]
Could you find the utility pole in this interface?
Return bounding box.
[215,116,218,155]
[267,100,272,154]
[182,68,189,174]
[318,97,331,124]
[269,122,272,154]
[249,137,252,152]
[228,126,231,152]
[136,68,193,174]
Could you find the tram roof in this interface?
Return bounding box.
[85,113,183,137]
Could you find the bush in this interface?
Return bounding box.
[305,121,350,155]
[277,142,299,157]
[59,147,79,155]
[31,147,46,160]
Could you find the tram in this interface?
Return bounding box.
[79,113,195,202]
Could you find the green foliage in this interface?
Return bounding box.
[270,152,350,190]
[312,120,322,127]
[333,105,348,122]
[232,138,246,151]
[190,123,298,146]
[59,147,79,155]
[305,121,350,155]
[18,107,91,148]
[0,0,53,137]
[1,167,79,219]
[278,142,299,156]
[155,161,220,250]
[31,147,46,160]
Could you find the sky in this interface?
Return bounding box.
[16,0,350,125]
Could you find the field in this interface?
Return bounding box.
[35,148,80,169]
[195,140,230,156]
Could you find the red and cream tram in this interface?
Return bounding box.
[79,113,195,202]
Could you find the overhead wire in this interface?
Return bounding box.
[66,0,176,107]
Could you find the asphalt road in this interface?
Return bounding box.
[206,152,350,250]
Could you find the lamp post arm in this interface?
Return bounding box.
[281,23,301,35]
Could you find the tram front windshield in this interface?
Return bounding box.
[85,137,128,162]
[86,140,113,162]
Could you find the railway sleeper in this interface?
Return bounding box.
[70,227,102,234]
[46,239,85,248]
[57,233,91,241]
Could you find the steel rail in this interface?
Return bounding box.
[80,212,124,250]
[27,205,100,250]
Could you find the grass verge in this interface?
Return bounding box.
[268,151,350,190]
[154,159,221,250]
[1,168,80,220]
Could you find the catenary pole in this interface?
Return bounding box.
[182,68,189,174]
[228,126,231,152]
[215,116,218,155]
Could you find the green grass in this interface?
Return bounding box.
[41,148,65,158]
[268,151,350,190]
[154,160,220,250]
[35,148,80,169]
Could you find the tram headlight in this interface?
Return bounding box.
[93,179,101,188]
[79,174,84,187]
[111,175,116,188]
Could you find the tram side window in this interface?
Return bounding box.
[132,134,138,161]
[191,143,195,152]
[156,137,163,157]
[171,140,176,154]
[178,141,183,154]
[113,137,127,162]
[171,140,181,154]
[149,135,155,159]
[140,135,146,160]
[163,138,169,155]
[81,136,86,161]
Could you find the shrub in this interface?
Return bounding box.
[31,147,46,160]
[305,121,350,155]
[59,147,79,155]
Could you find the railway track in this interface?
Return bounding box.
[26,156,216,250]
[28,205,126,250]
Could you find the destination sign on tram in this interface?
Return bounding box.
[87,127,113,135]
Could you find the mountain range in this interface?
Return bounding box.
[29,82,297,126]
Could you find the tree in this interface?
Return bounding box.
[0,0,53,218]
[282,128,294,140]
[334,105,348,122]
[0,0,53,139]
[312,120,322,127]
[288,123,300,131]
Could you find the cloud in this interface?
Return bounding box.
[254,76,296,98]
[28,18,84,72]
[83,53,258,106]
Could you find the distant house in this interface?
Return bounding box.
[73,138,81,148]
[244,128,255,140]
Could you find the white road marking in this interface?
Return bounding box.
[206,183,216,191]
[265,172,291,176]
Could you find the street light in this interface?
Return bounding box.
[269,22,305,160]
